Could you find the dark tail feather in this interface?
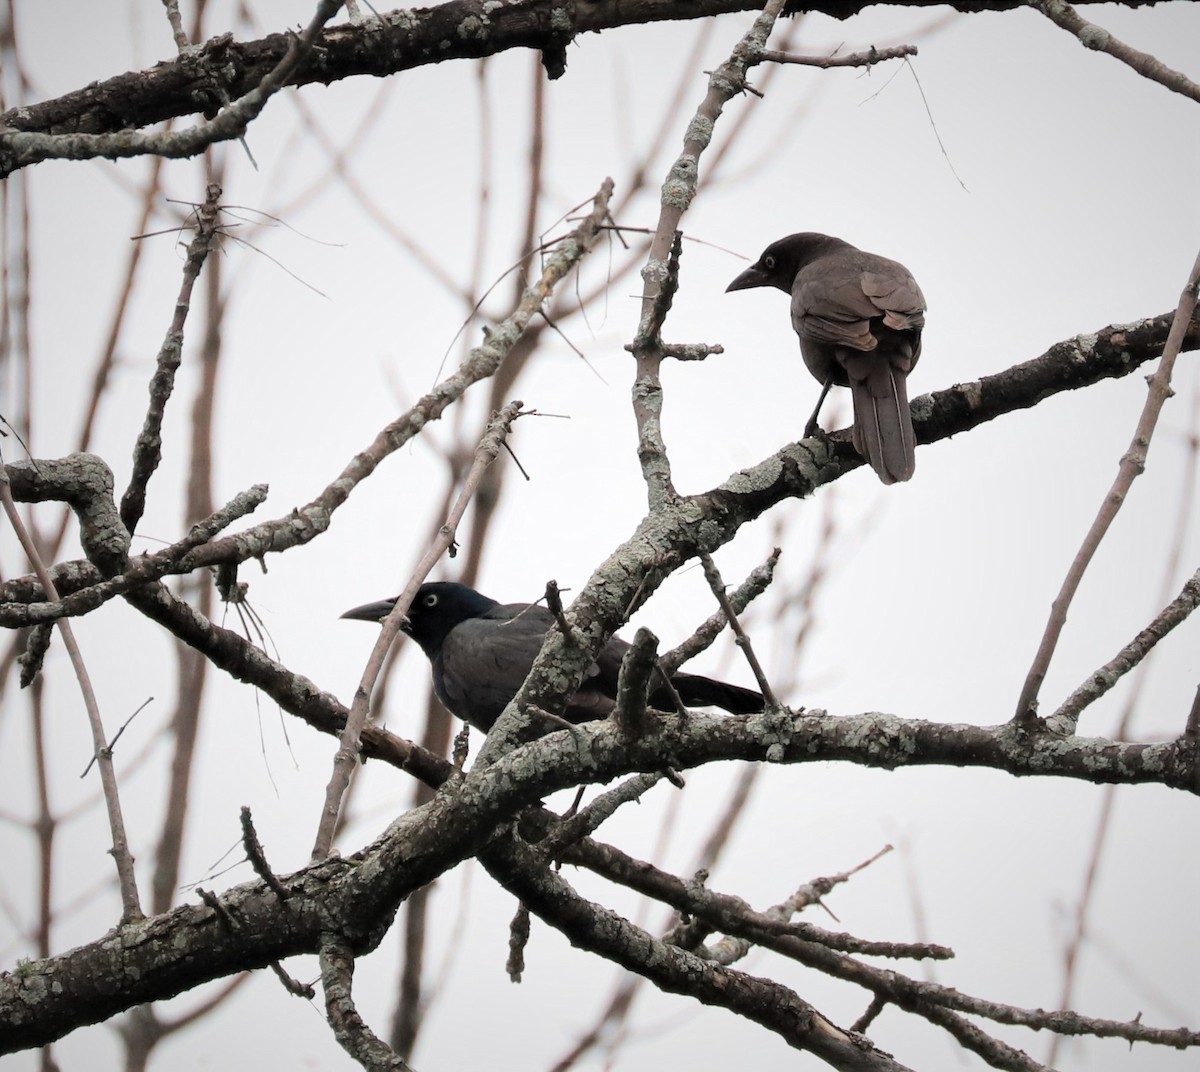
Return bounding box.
[848,357,915,484]
[663,672,765,714]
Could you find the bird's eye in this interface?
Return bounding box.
[764,255,776,269]
[423,593,439,607]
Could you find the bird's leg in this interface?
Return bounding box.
[803,378,834,439]
[452,722,471,770]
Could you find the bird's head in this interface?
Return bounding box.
[726,232,849,294]
[340,581,498,657]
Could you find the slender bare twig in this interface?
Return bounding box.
[660,549,779,675]
[169,179,614,575]
[1048,568,1200,733]
[121,183,223,532]
[541,774,666,863]
[1048,376,1200,1064]
[1014,246,1200,722]
[310,401,526,860]
[761,44,917,67]
[0,470,143,921]
[698,553,778,708]
[240,807,291,901]
[268,961,315,999]
[160,0,190,51]
[1027,0,1200,102]
[628,0,786,507]
[543,579,577,641]
[80,699,152,777]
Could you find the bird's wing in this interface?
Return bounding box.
[793,272,882,351]
[794,258,925,351]
[437,608,551,728]
[438,604,611,728]
[860,269,925,332]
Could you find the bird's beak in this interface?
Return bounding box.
[725,264,768,292]
[340,598,399,624]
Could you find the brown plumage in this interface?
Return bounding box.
[727,232,926,484]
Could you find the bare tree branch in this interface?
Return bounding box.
[1028,0,1200,101]
[1015,248,1200,722]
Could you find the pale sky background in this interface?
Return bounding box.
[2,2,1199,1070]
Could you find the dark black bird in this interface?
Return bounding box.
[727,232,925,484]
[341,581,765,733]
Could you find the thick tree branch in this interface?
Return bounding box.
[0,0,344,175]
[559,832,1197,1057]
[0,485,268,627]
[3,703,1194,1052]
[480,831,916,1072]
[0,0,1166,170]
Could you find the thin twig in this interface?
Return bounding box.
[543,579,577,641]
[698,553,778,708]
[120,183,224,533]
[1047,568,1200,733]
[660,549,779,675]
[1014,246,1200,723]
[627,0,785,506]
[240,806,291,901]
[80,698,152,777]
[541,773,665,862]
[310,401,526,860]
[195,888,235,930]
[1028,0,1200,102]
[0,469,143,921]
[268,960,315,999]
[159,0,189,51]
[761,44,917,68]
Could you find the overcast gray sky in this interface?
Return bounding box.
[2,2,1198,1069]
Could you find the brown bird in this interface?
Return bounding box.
[727,232,926,484]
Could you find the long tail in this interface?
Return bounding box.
[845,354,915,484]
[662,672,765,714]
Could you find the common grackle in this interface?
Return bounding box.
[341,581,765,733]
[727,232,925,484]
